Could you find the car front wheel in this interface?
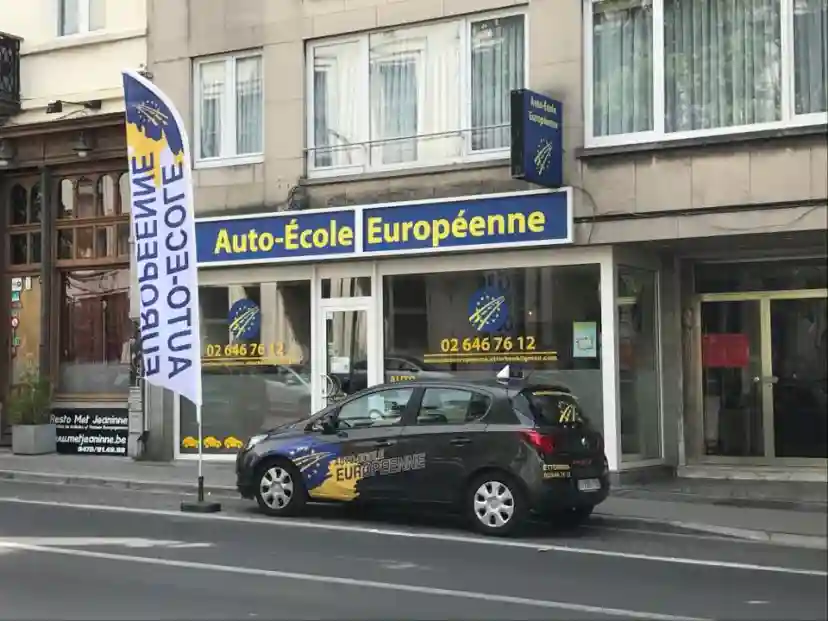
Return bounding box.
[466,473,527,537]
[255,462,307,517]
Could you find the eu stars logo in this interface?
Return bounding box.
[534,138,553,177]
[228,299,261,341]
[292,444,338,489]
[468,287,508,332]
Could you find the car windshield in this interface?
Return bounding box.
[514,389,591,428]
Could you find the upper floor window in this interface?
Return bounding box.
[59,0,105,36]
[194,53,264,167]
[586,0,828,147]
[306,12,526,178]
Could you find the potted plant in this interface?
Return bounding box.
[7,362,55,455]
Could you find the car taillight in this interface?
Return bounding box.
[521,430,556,455]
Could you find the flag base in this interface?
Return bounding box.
[180,500,222,513]
[180,475,222,513]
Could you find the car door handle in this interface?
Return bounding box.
[373,440,396,448]
[450,437,472,446]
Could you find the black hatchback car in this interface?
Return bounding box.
[236,379,609,536]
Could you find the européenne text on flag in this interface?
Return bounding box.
[130,156,195,381]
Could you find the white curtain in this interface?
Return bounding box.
[369,21,463,167]
[665,0,782,132]
[199,61,224,159]
[59,0,80,35]
[470,15,525,151]
[235,56,263,155]
[89,0,105,31]
[592,0,654,137]
[312,42,364,168]
[371,59,419,164]
[794,0,828,114]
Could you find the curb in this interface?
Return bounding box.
[3,469,825,550]
[0,469,238,498]
[594,510,828,550]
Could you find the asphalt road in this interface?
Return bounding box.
[0,481,825,621]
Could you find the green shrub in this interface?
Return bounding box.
[7,363,52,426]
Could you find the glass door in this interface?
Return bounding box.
[315,300,378,410]
[769,296,828,458]
[700,300,766,457]
[699,292,828,461]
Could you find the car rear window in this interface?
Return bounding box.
[513,389,590,428]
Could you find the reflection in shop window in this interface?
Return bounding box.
[179,281,313,455]
[382,266,605,434]
[321,277,371,298]
[618,266,661,460]
[58,269,131,395]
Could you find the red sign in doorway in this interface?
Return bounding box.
[702,333,750,368]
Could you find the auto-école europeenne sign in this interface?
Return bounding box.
[195,188,572,266]
[510,89,564,189]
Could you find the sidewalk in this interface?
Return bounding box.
[0,451,825,549]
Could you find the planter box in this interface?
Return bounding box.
[12,423,57,455]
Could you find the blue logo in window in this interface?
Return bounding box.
[228,299,261,340]
[468,287,508,332]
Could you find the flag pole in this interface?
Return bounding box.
[197,402,204,502]
[181,399,220,512]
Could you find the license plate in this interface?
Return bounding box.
[578,478,601,492]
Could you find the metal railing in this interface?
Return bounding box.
[304,123,512,172]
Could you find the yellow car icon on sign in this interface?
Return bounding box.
[224,436,244,449]
[203,436,222,449]
[181,436,199,449]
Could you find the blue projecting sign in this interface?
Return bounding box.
[196,189,572,267]
[510,89,563,189]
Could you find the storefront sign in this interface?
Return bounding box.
[510,89,563,189]
[196,189,572,266]
[50,408,129,456]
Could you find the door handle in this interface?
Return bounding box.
[450,437,471,446]
[373,440,395,448]
[753,376,779,385]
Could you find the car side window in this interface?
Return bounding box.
[337,388,414,429]
[415,388,491,425]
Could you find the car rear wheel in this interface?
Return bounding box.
[466,473,526,537]
[254,461,307,517]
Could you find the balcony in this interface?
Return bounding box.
[0,32,22,119]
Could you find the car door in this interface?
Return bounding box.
[397,386,492,504]
[324,386,418,502]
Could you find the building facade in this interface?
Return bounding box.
[0,0,148,451]
[144,0,827,479]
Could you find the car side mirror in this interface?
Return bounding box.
[319,414,338,434]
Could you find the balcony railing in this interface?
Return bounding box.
[0,31,22,119]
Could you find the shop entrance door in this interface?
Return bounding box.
[315,298,379,411]
[698,290,827,461]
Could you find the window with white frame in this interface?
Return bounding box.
[586,0,828,146]
[307,12,526,177]
[58,0,105,36]
[194,53,264,165]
